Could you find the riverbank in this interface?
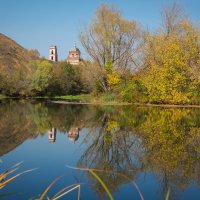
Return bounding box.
[52,100,200,108]
[1,94,200,108]
[52,100,132,106]
[51,94,200,107]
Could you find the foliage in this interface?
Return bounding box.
[117,4,200,105]
[107,71,120,90]
[54,62,86,95]
[102,92,116,102]
[80,4,141,92]
[139,21,200,104]
[31,60,54,95]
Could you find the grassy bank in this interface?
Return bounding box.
[52,93,132,105]
[54,94,91,101]
[52,93,200,107]
[0,94,6,99]
[54,93,115,103]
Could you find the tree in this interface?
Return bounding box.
[31,60,54,95]
[54,62,86,95]
[161,2,185,35]
[80,4,141,92]
[136,4,200,104]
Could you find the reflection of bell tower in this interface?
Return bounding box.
[68,128,79,143]
[49,45,58,62]
[48,128,56,142]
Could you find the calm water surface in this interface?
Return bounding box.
[0,100,200,200]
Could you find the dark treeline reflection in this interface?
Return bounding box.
[1,100,200,198]
[0,100,95,156]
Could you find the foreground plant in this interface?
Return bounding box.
[0,161,37,189]
[66,165,144,200]
[35,176,81,200]
[66,166,172,200]
[34,169,112,200]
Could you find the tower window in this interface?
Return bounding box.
[51,50,54,54]
[51,56,54,60]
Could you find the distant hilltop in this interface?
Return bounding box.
[49,44,83,65]
[0,33,39,74]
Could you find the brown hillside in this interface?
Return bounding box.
[0,33,34,75]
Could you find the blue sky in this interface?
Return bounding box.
[0,0,199,60]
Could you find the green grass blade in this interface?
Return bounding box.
[88,169,114,200]
[165,188,170,200]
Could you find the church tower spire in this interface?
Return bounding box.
[49,45,58,62]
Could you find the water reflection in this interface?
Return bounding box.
[68,128,80,143]
[48,128,56,142]
[0,100,200,199]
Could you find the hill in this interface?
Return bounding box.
[0,33,40,95]
[0,33,36,74]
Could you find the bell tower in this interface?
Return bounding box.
[49,45,58,62]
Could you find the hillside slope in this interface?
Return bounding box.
[0,33,33,74]
[0,33,41,95]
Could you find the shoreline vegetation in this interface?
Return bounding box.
[1,94,200,108]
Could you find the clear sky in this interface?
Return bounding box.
[0,0,199,60]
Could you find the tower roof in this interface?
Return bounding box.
[49,45,57,48]
[70,44,80,52]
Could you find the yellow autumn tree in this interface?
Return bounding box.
[140,18,200,104]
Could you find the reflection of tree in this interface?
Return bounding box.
[0,100,93,156]
[30,103,92,134]
[77,106,200,199]
[0,101,37,156]
[78,109,144,196]
[136,108,200,198]
[30,103,52,133]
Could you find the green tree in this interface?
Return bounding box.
[54,62,85,95]
[31,60,54,95]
